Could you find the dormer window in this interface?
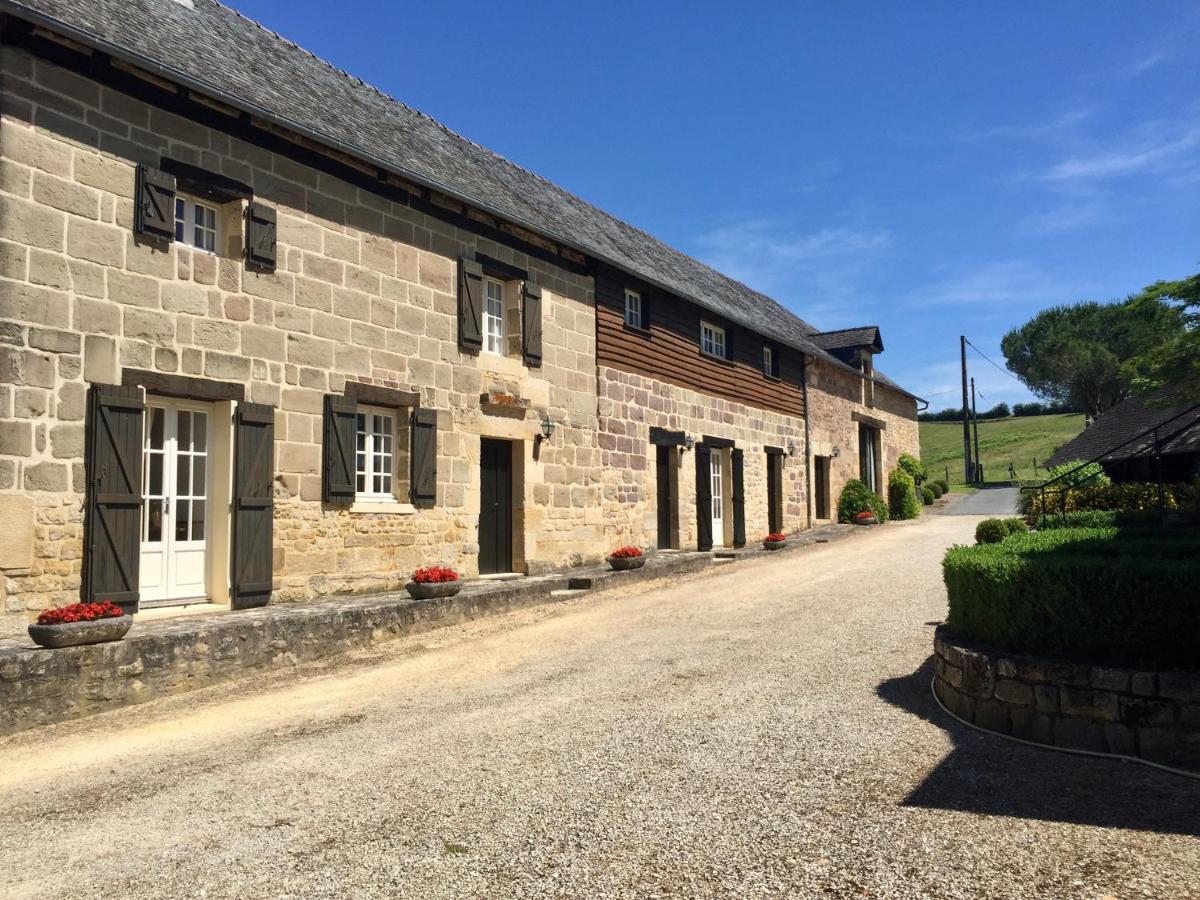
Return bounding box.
[700,321,726,360]
[624,289,642,328]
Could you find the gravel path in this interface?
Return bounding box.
[1,515,1196,898]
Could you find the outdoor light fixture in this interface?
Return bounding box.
[786,440,796,457]
[682,435,695,453]
[832,446,841,458]
[537,414,555,444]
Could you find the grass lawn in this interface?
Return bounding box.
[919,413,1085,487]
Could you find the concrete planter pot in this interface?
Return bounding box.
[607,555,646,572]
[28,615,132,649]
[854,515,879,526]
[405,581,462,600]
[762,540,786,551]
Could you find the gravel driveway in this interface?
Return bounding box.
[1,514,1196,898]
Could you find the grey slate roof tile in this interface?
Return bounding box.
[4,0,921,400]
[1045,390,1200,467]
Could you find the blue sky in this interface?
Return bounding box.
[231,1,1200,409]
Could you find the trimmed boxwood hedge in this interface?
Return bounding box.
[837,478,890,524]
[888,469,921,520]
[943,526,1200,668]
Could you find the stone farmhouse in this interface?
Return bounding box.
[0,0,921,619]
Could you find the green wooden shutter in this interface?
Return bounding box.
[731,448,746,548]
[522,279,543,367]
[232,402,274,609]
[695,445,712,552]
[134,164,175,241]
[410,408,437,508]
[245,202,277,272]
[321,394,356,503]
[458,258,483,352]
[82,384,144,614]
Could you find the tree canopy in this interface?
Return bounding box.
[1000,293,1186,419]
[1122,274,1200,403]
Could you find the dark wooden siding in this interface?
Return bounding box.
[595,263,805,418]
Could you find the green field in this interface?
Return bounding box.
[919,413,1086,486]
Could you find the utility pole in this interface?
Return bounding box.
[971,377,981,484]
[960,336,972,483]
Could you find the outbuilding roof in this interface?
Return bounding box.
[811,327,884,353]
[1045,391,1200,468]
[3,0,921,400]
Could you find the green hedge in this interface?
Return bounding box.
[934,479,950,494]
[1021,480,1200,516]
[838,478,890,524]
[888,470,921,520]
[928,482,944,499]
[974,518,1009,544]
[898,453,927,482]
[943,527,1200,668]
[921,486,935,505]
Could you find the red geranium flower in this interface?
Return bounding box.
[610,546,643,559]
[766,532,786,542]
[36,601,124,626]
[413,566,459,584]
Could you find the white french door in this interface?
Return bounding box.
[139,400,211,606]
[710,450,724,548]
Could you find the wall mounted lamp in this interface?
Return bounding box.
[682,435,695,453]
[537,414,555,444]
[832,446,841,458]
[786,440,796,457]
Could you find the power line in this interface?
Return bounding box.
[965,338,1026,386]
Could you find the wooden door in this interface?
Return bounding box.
[815,456,830,519]
[479,438,513,574]
[656,445,673,549]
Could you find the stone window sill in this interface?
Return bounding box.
[349,500,417,515]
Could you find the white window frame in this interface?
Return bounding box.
[174,195,218,253]
[763,345,774,377]
[624,288,642,328]
[483,277,506,355]
[700,321,726,360]
[354,406,397,502]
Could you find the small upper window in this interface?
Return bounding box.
[624,289,642,328]
[763,346,774,377]
[355,407,396,500]
[700,321,726,360]
[483,277,505,355]
[174,196,217,253]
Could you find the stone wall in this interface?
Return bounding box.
[598,365,807,550]
[0,47,600,614]
[934,625,1200,773]
[805,358,919,519]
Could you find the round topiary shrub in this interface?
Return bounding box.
[974,518,1009,544]
[922,486,935,505]
[838,478,889,524]
[1004,517,1028,535]
[888,469,921,520]
[935,479,950,494]
[928,482,944,499]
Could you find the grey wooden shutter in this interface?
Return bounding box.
[695,445,712,552]
[522,280,543,367]
[232,403,274,609]
[321,394,356,503]
[731,448,746,548]
[641,292,651,330]
[82,384,144,614]
[458,257,483,352]
[134,164,175,241]
[245,202,277,272]
[410,408,437,508]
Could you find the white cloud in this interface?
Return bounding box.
[1039,120,1200,182]
[1016,199,1113,237]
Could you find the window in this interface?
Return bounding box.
[483,277,505,355]
[624,288,642,328]
[174,196,218,253]
[763,346,774,377]
[700,321,726,359]
[355,407,396,500]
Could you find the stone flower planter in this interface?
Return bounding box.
[607,555,646,572]
[762,540,786,551]
[28,616,132,649]
[854,514,879,526]
[405,581,462,600]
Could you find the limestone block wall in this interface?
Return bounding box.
[805,358,919,517]
[598,365,807,551]
[0,47,600,614]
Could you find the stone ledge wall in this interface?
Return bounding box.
[933,625,1200,772]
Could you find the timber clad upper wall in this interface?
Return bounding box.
[595,265,805,418]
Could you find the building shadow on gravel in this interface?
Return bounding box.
[878,656,1200,836]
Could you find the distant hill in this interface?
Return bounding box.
[919,413,1086,486]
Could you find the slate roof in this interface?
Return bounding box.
[1045,391,1200,468]
[3,0,921,401]
[810,326,884,353]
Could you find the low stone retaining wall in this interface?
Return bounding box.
[0,524,854,735]
[933,625,1200,773]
